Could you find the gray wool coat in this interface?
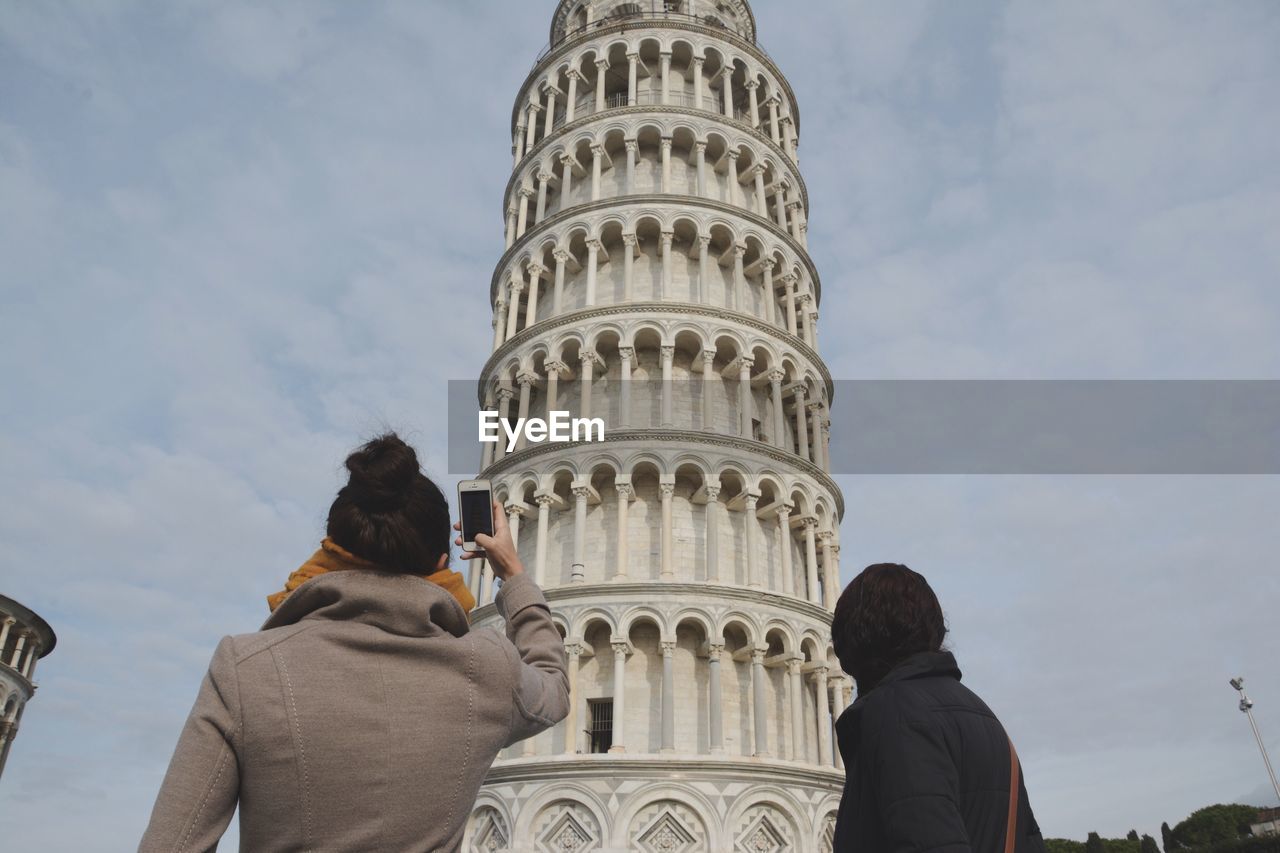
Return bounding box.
[139,570,569,852]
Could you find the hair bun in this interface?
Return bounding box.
[343,433,420,512]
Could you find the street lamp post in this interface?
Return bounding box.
[1230,677,1280,804]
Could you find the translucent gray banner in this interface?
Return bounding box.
[447,380,1280,475]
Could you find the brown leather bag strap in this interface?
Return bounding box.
[1005,737,1021,853]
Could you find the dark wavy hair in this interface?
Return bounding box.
[325,433,451,574]
[832,563,947,693]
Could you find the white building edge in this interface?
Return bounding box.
[464,2,848,850]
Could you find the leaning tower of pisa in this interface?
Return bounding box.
[464,2,847,850]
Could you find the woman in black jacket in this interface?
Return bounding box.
[831,563,1047,852]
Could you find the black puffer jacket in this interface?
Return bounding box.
[833,651,1046,852]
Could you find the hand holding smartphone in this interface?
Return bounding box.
[455,479,525,580]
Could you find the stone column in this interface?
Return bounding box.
[820,532,839,610]
[516,186,532,238]
[721,66,734,118]
[783,115,798,161]
[627,52,639,106]
[700,350,716,430]
[565,70,579,123]
[774,181,789,230]
[590,144,604,201]
[769,370,786,448]
[552,249,569,314]
[544,360,563,415]
[815,665,833,766]
[694,141,708,198]
[525,263,545,328]
[803,518,821,605]
[559,153,574,209]
[584,239,600,306]
[505,206,517,249]
[494,386,514,463]
[659,231,674,300]
[595,58,608,112]
[661,640,676,752]
[708,643,725,753]
[563,642,583,754]
[768,97,782,145]
[618,346,634,427]
[808,399,825,469]
[534,493,554,586]
[535,171,550,222]
[692,56,705,109]
[578,352,597,420]
[732,244,746,312]
[789,199,804,242]
[788,658,805,761]
[753,165,768,217]
[725,149,740,207]
[800,293,816,346]
[744,491,761,589]
[622,233,636,300]
[513,126,525,166]
[610,641,629,752]
[751,648,770,756]
[614,481,633,580]
[762,261,776,326]
[735,356,752,439]
[0,619,13,660]
[794,385,810,460]
[660,345,675,427]
[525,102,539,151]
[776,503,794,596]
[514,372,534,450]
[481,391,498,469]
[491,301,506,352]
[571,484,590,583]
[704,483,721,583]
[506,501,526,550]
[623,139,638,193]
[659,478,676,581]
[505,273,524,340]
[543,87,558,137]
[660,137,672,193]
[783,273,798,336]
[660,52,672,104]
[480,561,495,606]
[23,642,38,679]
[697,237,711,302]
[745,79,760,128]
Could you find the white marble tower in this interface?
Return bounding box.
[0,595,56,782]
[465,2,847,850]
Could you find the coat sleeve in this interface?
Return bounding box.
[138,637,241,853]
[494,573,570,745]
[875,710,972,853]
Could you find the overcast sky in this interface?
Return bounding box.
[2,0,1278,848]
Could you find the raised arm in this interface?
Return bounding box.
[139,636,241,853]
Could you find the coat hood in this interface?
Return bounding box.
[261,569,471,639]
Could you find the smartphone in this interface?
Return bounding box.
[457,479,495,553]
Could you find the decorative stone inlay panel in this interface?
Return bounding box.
[533,799,602,852]
[733,803,796,852]
[819,810,838,853]
[631,800,709,853]
[471,806,510,853]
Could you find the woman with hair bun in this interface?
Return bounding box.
[140,433,568,852]
[831,563,1047,853]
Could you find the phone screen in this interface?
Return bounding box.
[459,488,494,546]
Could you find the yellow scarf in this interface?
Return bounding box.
[267,537,476,615]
